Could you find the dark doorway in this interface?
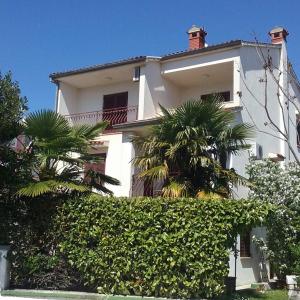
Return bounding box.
[103,92,128,126]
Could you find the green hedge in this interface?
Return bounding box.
[56,196,272,299]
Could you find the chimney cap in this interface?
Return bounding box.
[269,26,289,36]
[187,25,207,35]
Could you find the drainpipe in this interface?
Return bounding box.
[51,79,60,113]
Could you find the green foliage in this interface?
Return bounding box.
[133,97,254,198]
[1,197,84,289]
[0,71,29,200]
[290,244,300,276]
[56,196,271,299]
[18,110,120,197]
[0,71,28,143]
[247,159,300,279]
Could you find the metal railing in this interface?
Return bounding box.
[64,106,138,127]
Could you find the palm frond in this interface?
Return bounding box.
[138,164,169,181]
[25,110,71,140]
[17,181,55,197]
[72,122,107,140]
[162,180,190,198]
[17,179,90,197]
[86,170,120,186]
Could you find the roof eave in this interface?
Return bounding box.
[49,56,148,80]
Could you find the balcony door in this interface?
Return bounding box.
[103,92,128,126]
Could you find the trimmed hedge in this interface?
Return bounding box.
[56,196,272,299]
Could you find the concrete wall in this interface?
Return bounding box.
[227,44,300,286]
[287,76,300,162]
[96,132,134,197]
[77,81,139,118]
[58,81,139,121]
[139,61,180,119]
[0,246,10,290]
[180,82,233,103]
[161,48,240,73]
[57,82,78,115]
[228,228,268,287]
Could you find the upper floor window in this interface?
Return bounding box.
[201,91,231,102]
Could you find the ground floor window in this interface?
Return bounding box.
[240,230,251,257]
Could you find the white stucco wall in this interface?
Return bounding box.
[139,61,180,120]
[180,82,233,103]
[58,80,139,123]
[57,82,78,115]
[77,81,139,118]
[96,132,134,197]
[161,48,240,74]
[227,44,300,286]
[286,75,300,162]
[231,46,282,180]
[228,228,269,287]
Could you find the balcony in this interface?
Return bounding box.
[64,106,138,128]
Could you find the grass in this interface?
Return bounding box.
[216,289,288,300]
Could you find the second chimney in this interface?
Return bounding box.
[188,25,207,50]
[269,27,289,44]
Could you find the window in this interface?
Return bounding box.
[191,32,198,37]
[240,231,251,257]
[201,91,231,102]
[103,92,128,126]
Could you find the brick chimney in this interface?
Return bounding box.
[187,25,207,50]
[269,27,289,44]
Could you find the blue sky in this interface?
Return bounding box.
[1,0,299,112]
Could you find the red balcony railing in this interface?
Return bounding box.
[64,106,138,127]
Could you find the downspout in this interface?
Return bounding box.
[51,79,60,113]
[278,42,288,163]
[287,62,291,161]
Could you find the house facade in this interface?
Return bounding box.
[50,26,300,287]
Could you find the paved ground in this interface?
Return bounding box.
[0,297,46,300]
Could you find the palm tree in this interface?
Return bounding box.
[133,96,254,198]
[17,110,120,197]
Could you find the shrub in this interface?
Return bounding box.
[0,197,84,290]
[56,196,271,299]
[247,159,300,278]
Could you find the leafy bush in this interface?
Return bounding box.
[0,197,84,290]
[56,196,271,299]
[247,159,300,279]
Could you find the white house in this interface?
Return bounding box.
[50,26,300,287]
